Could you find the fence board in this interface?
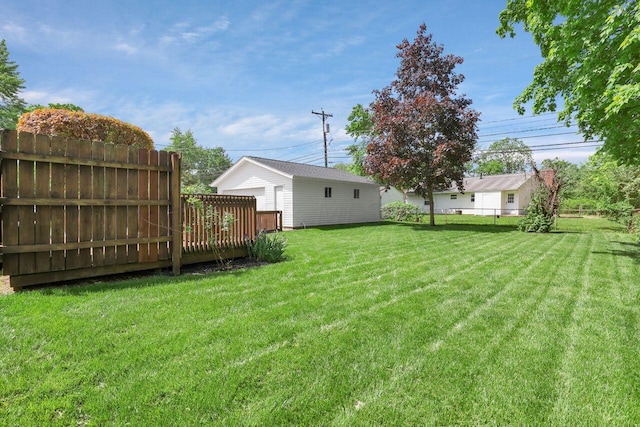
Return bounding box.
[137,149,149,263]
[1,130,19,275]
[158,151,169,261]
[34,135,51,273]
[125,146,137,264]
[49,136,66,270]
[104,144,118,265]
[257,211,283,232]
[92,142,105,267]
[78,141,92,268]
[0,131,255,290]
[65,138,81,270]
[17,132,36,275]
[115,145,129,264]
[181,194,256,254]
[148,150,159,263]
[170,153,181,275]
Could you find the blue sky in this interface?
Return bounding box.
[1,0,598,165]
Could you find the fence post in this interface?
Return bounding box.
[171,153,182,275]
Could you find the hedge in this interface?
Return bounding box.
[17,108,154,149]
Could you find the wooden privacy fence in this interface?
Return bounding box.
[182,194,256,265]
[0,130,258,290]
[256,210,283,232]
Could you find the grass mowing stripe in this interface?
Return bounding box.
[452,232,594,425]
[1,219,638,425]
[550,231,600,424]
[340,231,594,425]
[331,231,573,424]
[216,227,540,424]
[550,231,640,425]
[429,232,571,351]
[292,225,520,279]
[610,234,640,422]
[284,227,539,345]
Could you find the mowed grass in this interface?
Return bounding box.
[1,218,639,425]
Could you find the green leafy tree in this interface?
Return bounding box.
[475,137,533,175]
[498,1,640,164]
[540,157,580,203]
[25,103,84,112]
[0,39,26,130]
[167,127,232,194]
[579,152,640,214]
[344,103,374,176]
[365,23,479,226]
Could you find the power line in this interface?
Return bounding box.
[478,131,579,142]
[480,112,557,125]
[478,124,570,138]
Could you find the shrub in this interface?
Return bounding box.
[600,201,634,224]
[247,231,287,263]
[17,108,154,149]
[518,199,554,232]
[382,201,422,221]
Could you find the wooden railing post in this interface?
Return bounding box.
[171,153,182,275]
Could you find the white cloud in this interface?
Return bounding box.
[1,22,28,43]
[163,16,231,45]
[114,42,138,55]
[22,88,98,106]
[313,36,366,59]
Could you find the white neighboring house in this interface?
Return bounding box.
[399,173,535,215]
[212,156,381,228]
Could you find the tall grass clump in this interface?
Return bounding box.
[247,231,287,262]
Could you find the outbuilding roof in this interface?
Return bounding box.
[443,173,532,193]
[213,156,378,186]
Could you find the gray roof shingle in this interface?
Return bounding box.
[439,173,532,193]
[245,156,377,185]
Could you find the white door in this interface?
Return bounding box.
[274,186,284,211]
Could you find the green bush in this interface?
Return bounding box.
[382,201,422,221]
[518,202,554,232]
[247,231,287,263]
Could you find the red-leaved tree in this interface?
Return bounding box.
[365,24,479,226]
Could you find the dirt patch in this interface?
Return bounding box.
[179,258,269,275]
[1,276,13,295]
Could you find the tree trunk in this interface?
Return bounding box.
[428,184,435,226]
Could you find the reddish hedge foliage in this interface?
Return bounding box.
[17,108,154,149]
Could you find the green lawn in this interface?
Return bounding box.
[1,218,639,425]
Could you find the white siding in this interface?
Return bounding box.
[292,178,380,227]
[227,187,266,210]
[213,161,295,228]
[406,194,428,212]
[475,192,502,215]
[381,187,405,206]
[407,192,476,214]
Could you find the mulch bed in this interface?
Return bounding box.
[0,258,268,295]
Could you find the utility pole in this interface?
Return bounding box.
[312,109,333,167]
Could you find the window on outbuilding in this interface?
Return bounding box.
[354,189,360,199]
[507,193,515,204]
[450,194,457,200]
[471,193,475,202]
[424,200,430,206]
[325,187,332,198]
